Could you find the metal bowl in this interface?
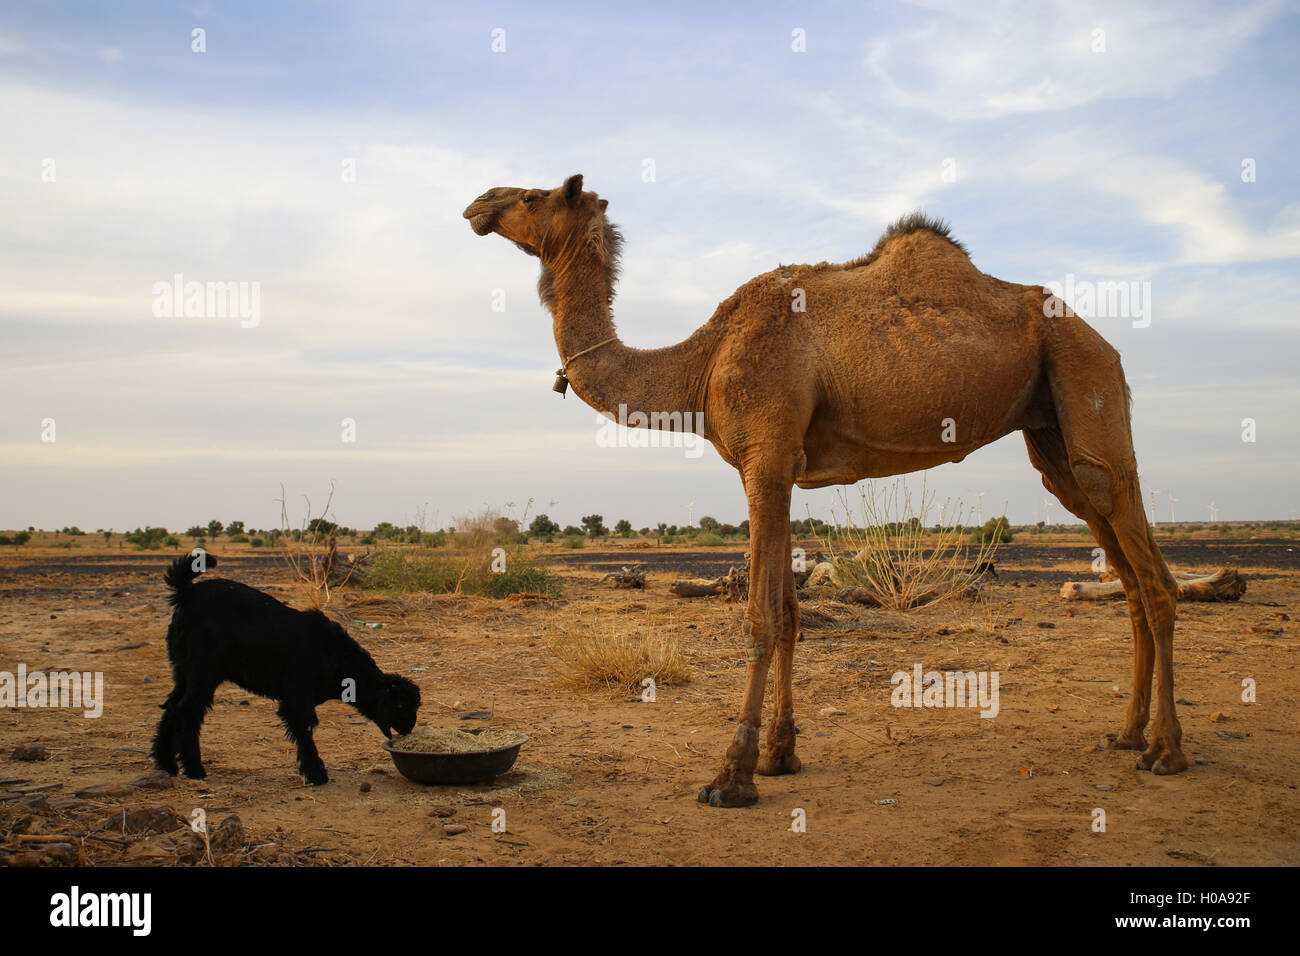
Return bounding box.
[382,729,528,785]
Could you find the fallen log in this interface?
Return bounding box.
[1060,567,1246,602]
[602,567,647,589]
[669,578,723,598]
[835,583,978,609]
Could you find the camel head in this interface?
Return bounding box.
[463,174,610,261]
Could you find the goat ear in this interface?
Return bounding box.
[598,198,608,212]
[563,174,583,205]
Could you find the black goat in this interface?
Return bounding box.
[152,552,420,785]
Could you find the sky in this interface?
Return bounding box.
[1,0,1298,534]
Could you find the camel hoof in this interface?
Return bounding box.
[1100,731,1146,752]
[1151,755,1188,775]
[756,751,802,776]
[696,783,759,808]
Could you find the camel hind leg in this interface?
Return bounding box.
[1036,342,1187,774]
[1025,425,1152,751]
[757,559,801,776]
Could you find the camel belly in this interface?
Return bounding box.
[796,372,1036,488]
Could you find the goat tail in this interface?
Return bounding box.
[164,551,218,605]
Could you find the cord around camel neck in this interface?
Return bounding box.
[560,335,618,372]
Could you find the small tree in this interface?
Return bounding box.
[126,527,169,551]
[969,516,1014,545]
[206,520,224,538]
[493,516,524,544]
[581,514,608,539]
[614,519,633,537]
[529,514,561,541]
[227,520,246,536]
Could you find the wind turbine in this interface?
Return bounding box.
[975,491,986,525]
[685,500,695,527]
[1168,492,1179,524]
[1043,497,1053,527]
[1148,488,1164,526]
[1208,501,1219,523]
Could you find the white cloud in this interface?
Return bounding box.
[866,0,1282,119]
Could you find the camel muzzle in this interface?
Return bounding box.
[462,200,499,235]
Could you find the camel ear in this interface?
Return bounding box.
[598,198,608,212]
[563,174,584,205]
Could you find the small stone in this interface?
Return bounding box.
[561,796,590,807]
[132,770,175,791]
[459,711,492,720]
[359,781,372,793]
[1209,711,1225,722]
[818,707,846,717]
[252,844,280,863]
[442,823,469,835]
[1096,784,1114,791]
[45,798,90,811]
[874,798,898,806]
[1036,622,1055,629]
[40,843,79,865]
[101,806,181,835]
[427,805,457,818]
[210,814,244,851]
[11,745,47,762]
[923,777,944,786]
[142,676,153,684]
[76,783,135,799]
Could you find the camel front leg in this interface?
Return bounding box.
[698,471,792,808]
[758,558,801,776]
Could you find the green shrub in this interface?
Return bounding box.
[695,533,724,546]
[969,516,1014,545]
[162,535,181,547]
[126,527,169,550]
[561,534,585,549]
[360,547,561,598]
[250,537,265,548]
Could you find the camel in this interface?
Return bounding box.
[463,174,1188,808]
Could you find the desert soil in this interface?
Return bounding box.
[1,538,1297,866]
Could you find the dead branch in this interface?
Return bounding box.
[1060,567,1247,602]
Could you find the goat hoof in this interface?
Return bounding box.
[304,767,328,786]
[182,766,206,780]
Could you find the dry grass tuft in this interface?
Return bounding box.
[820,478,1003,610]
[547,622,691,694]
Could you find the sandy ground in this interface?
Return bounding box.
[1,540,1297,866]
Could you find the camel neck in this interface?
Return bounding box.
[545,255,713,429]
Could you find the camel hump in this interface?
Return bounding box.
[833,211,971,272]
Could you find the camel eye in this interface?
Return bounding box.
[522,192,537,204]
